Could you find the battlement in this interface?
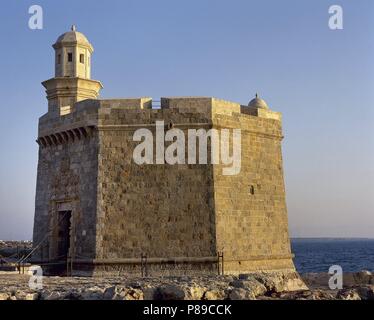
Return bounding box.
[38,96,283,146]
[41,94,282,123]
[63,96,281,118]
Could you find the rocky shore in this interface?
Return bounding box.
[0,240,32,260]
[0,270,373,300]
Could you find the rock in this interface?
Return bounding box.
[183,285,206,300]
[64,291,81,300]
[5,270,373,301]
[179,276,191,282]
[204,289,226,300]
[143,287,158,300]
[302,273,329,288]
[229,278,267,297]
[253,271,307,293]
[41,291,66,300]
[352,271,373,286]
[103,286,119,300]
[81,286,105,300]
[15,290,34,300]
[241,273,279,293]
[303,271,373,289]
[337,289,361,300]
[122,288,143,300]
[229,288,255,300]
[127,281,142,289]
[305,290,336,300]
[25,293,39,300]
[282,274,309,292]
[157,285,185,300]
[356,285,374,300]
[219,275,236,283]
[103,286,141,300]
[0,292,10,300]
[343,273,357,287]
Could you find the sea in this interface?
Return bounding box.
[291,238,374,274]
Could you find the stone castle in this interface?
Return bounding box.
[32,26,296,276]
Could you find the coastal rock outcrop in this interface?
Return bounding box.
[0,270,372,300]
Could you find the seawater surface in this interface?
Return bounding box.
[291,238,374,273]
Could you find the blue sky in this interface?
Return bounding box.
[0,0,373,240]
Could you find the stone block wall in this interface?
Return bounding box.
[33,105,100,263]
[212,110,294,273]
[95,106,217,263]
[33,96,295,275]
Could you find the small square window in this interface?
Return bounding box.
[60,105,71,116]
[68,53,73,62]
[79,54,84,64]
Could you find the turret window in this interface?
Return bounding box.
[80,54,84,64]
[57,54,61,64]
[68,53,73,62]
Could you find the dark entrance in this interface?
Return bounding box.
[57,210,71,261]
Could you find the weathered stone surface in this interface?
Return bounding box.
[356,285,374,300]
[301,272,329,288]
[157,284,185,300]
[41,291,68,300]
[337,289,361,300]
[345,271,373,287]
[203,289,226,300]
[230,278,267,296]
[122,288,144,300]
[0,293,10,300]
[302,271,374,289]
[251,271,308,293]
[81,286,105,300]
[15,290,30,300]
[302,290,336,300]
[229,288,255,300]
[142,286,158,300]
[103,286,144,300]
[103,286,118,300]
[25,293,39,300]
[1,272,374,300]
[182,285,206,300]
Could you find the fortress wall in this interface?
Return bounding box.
[95,107,217,262]
[33,96,296,275]
[160,97,212,116]
[98,98,153,110]
[33,127,99,262]
[211,98,241,116]
[211,109,294,273]
[38,100,99,137]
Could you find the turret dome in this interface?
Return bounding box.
[248,93,269,109]
[53,25,93,52]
